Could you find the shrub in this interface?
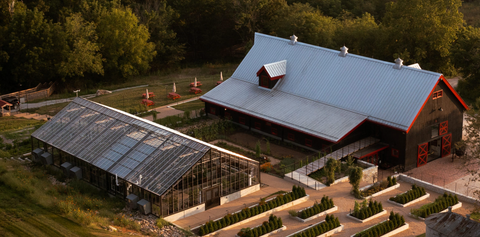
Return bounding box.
[351,200,383,220]
[156,217,170,228]
[411,193,459,218]
[349,166,363,198]
[290,214,340,237]
[199,186,306,236]
[354,212,405,237]
[390,184,426,204]
[298,196,335,219]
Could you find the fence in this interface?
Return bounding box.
[0,82,56,102]
[403,171,480,200]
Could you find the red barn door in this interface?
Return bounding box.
[417,143,428,167]
[442,134,452,157]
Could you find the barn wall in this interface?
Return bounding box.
[405,79,465,170]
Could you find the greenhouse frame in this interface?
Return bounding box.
[31,98,260,220]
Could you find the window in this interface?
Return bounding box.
[305,138,312,147]
[391,148,399,158]
[287,133,295,141]
[260,75,269,88]
[239,117,246,125]
[431,124,439,138]
[209,107,216,115]
[271,127,278,136]
[439,121,448,135]
[254,121,261,130]
[433,90,443,99]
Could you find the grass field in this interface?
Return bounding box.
[171,99,205,111]
[21,102,70,116]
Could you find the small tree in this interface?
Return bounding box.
[255,141,261,159]
[349,166,363,198]
[325,158,338,185]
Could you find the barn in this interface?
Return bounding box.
[201,33,468,171]
[30,97,260,221]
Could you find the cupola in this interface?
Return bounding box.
[256,60,286,89]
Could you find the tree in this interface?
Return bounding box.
[133,0,185,69]
[5,5,68,89]
[454,26,480,102]
[334,13,380,57]
[96,7,156,78]
[59,13,103,79]
[348,167,363,198]
[381,0,463,74]
[325,157,338,185]
[255,141,262,158]
[269,3,338,49]
[460,99,480,200]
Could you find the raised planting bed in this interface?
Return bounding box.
[360,176,399,199]
[308,161,369,186]
[347,200,386,223]
[197,185,308,236]
[351,212,408,237]
[236,215,285,237]
[410,193,461,220]
[388,184,429,207]
[287,214,342,237]
[293,196,337,222]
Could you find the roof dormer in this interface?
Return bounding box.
[256,60,286,89]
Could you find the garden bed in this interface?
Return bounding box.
[196,186,308,236]
[388,184,429,207]
[236,215,285,237]
[360,176,399,199]
[293,196,337,222]
[410,193,462,220]
[351,212,408,237]
[287,214,342,237]
[308,160,369,186]
[347,200,386,223]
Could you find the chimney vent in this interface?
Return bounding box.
[448,206,452,212]
[339,46,348,57]
[289,35,298,45]
[393,58,403,69]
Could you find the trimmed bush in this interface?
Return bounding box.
[298,195,335,219]
[351,200,384,220]
[291,214,340,237]
[198,186,306,236]
[354,212,405,237]
[389,184,426,204]
[411,193,459,218]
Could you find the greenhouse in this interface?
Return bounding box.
[31,98,260,220]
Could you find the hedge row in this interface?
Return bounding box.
[237,215,283,237]
[411,193,459,218]
[354,212,405,237]
[299,196,334,219]
[290,214,340,237]
[387,176,397,187]
[198,185,306,236]
[389,184,426,204]
[351,200,383,220]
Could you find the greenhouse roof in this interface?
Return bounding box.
[31,98,254,196]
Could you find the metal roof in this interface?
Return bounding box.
[426,211,480,237]
[32,97,255,196]
[203,79,367,142]
[202,33,443,138]
[261,60,286,78]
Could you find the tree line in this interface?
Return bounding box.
[0,0,479,101]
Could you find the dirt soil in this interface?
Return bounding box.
[228,132,312,160]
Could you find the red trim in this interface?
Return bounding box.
[256,66,284,80]
[336,119,368,142]
[270,75,284,80]
[358,145,389,159]
[256,66,266,76]
[440,75,469,110]
[201,99,338,143]
[417,143,428,167]
[439,121,448,135]
[366,119,405,132]
[442,134,452,157]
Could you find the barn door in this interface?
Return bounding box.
[442,134,452,157]
[417,143,428,167]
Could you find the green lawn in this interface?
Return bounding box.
[0,117,45,132]
[171,99,205,112]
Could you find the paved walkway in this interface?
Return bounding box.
[142,96,202,121]
[173,173,474,237]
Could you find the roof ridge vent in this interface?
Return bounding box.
[339,46,348,57]
[289,35,298,45]
[393,58,403,69]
